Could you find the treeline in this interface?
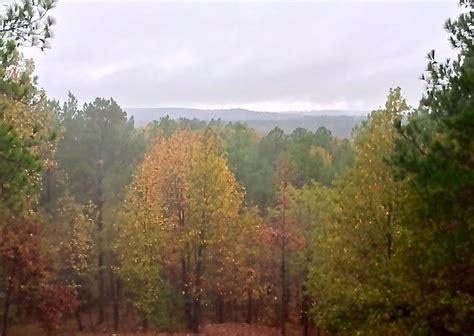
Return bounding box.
[0,1,473,336]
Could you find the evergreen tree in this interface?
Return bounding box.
[56,96,145,324]
[394,2,474,333]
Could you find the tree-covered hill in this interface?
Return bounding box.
[126,107,366,138]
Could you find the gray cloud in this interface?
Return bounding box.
[24,0,461,112]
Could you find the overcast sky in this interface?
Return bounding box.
[23,0,461,113]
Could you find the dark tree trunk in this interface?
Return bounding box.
[301,288,310,336]
[76,307,84,332]
[97,216,105,324]
[87,309,94,330]
[2,285,11,336]
[216,293,224,323]
[115,279,121,332]
[179,207,193,331]
[142,314,148,330]
[246,287,253,324]
[182,250,193,330]
[75,286,84,332]
[110,271,121,332]
[191,243,204,333]
[387,204,393,259]
[96,172,105,325]
[2,257,16,336]
[281,210,287,336]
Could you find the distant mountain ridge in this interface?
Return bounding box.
[125,107,367,138]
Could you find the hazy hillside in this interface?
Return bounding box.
[126,107,367,138]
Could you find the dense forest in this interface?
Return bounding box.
[0,1,473,335]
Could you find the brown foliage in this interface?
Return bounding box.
[0,218,77,334]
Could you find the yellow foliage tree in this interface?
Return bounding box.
[308,88,414,335]
[118,130,244,331]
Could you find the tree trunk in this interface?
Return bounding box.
[2,257,16,336]
[97,219,105,324]
[216,293,224,323]
[179,207,193,331]
[96,173,105,325]
[301,288,309,336]
[2,285,11,336]
[115,278,121,332]
[387,204,393,259]
[75,307,84,332]
[181,252,193,330]
[246,287,253,324]
[142,314,148,330]
[110,271,120,332]
[191,243,204,333]
[87,309,94,330]
[281,208,287,336]
[75,283,85,332]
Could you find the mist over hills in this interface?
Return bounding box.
[126,107,367,138]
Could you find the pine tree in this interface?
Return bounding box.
[393,2,474,333]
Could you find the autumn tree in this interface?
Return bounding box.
[1,217,77,335]
[203,207,265,324]
[307,88,412,334]
[284,183,335,336]
[41,195,96,331]
[119,130,245,332]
